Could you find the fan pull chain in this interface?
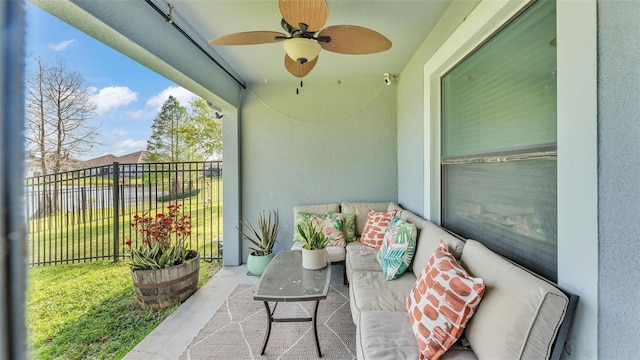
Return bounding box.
[296,80,304,95]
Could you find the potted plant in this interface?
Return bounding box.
[295,221,329,270]
[125,204,199,309]
[237,209,279,276]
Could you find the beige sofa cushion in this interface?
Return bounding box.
[411,220,465,277]
[346,245,380,271]
[345,244,380,284]
[387,202,404,216]
[460,240,568,360]
[345,241,371,251]
[357,311,478,360]
[440,346,479,360]
[357,311,420,360]
[341,202,394,236]
[349,270,416,324]
[293,203,340,217]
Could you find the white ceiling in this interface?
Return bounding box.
[153,0,453,84]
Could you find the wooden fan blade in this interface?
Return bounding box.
[318,25,392,54]
[209,31,286,45]
[279,0,328,32]
[284,54,318,78]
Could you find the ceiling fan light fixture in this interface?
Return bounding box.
[208,0,391,78]
[283,38,321,64]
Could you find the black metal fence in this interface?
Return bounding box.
[25,161,223,266]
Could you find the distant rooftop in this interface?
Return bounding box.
[78,150,147,168]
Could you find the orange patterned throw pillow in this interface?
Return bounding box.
[359,209,397,249]
[406,241,485,360]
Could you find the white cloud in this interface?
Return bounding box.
[48,39,75,51]
[114,139,147,150]
[91,86,137,115]
[146,86,196,111]
[112,128,128,136]
[118,86,196,121]
[124,108,157,120]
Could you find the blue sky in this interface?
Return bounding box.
[25,2,197,161]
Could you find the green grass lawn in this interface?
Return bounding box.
[28,190,223,265]
[27,259,221,359]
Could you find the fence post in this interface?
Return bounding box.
[113,162,120,263]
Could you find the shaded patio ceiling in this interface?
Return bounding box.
[31,0,454,103]
[169,0,451,83]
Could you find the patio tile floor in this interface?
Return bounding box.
[123,262,346,360]
[123,265,260,360]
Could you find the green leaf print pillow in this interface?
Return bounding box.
[377,217,417,280]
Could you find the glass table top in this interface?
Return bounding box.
[254,250,331,302]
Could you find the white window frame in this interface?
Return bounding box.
[423,0,535,223]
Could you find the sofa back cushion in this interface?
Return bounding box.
[410,219,465,277]
[293,204,339,230]
[460,240,568,360]
[341,202,395,236]
[293,204,340,217]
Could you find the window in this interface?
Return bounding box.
[441,0,557,281]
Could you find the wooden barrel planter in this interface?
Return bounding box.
[131,251,200,309]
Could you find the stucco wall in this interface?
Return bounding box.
[397,0,480,218]
[239,80,397,259]
[597,0,640,357]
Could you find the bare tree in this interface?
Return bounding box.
[25,57,100,217]
[25,57,99,175]
[25,57,50,175]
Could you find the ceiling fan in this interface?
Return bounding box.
[208,0,392,78]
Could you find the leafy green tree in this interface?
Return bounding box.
[145,95,188,162]
[183,97,223,160]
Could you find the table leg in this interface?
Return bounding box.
[260,301,272,355]
[260,300,322,357]
[312,299,322,357]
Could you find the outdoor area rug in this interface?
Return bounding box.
[179,283,356,359]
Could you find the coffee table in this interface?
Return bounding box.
[254,250,331,357]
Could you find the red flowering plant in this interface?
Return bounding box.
[125,204,196,270]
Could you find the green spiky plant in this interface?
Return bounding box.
[237,209,279,256]
[295,221,329,250]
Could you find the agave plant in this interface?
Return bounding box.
[295,220,329,250]
[237,209,279,256]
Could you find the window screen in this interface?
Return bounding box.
[441,0,557,281]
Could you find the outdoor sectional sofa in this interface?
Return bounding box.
[292,202,578,360]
